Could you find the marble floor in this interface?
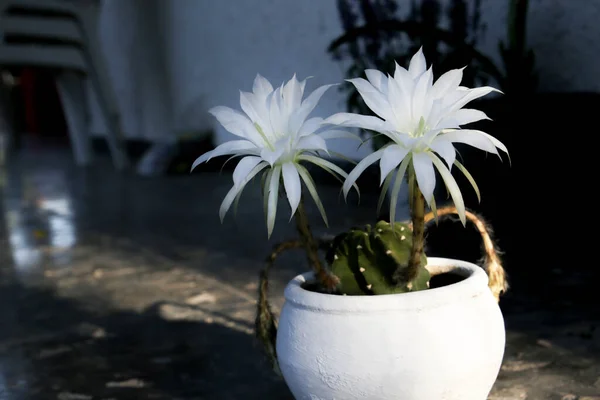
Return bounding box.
[0,140,598,400]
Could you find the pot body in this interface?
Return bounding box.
[276,257,505,400]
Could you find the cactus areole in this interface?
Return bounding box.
[326,221,430,295]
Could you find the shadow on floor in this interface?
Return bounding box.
[0,281,292,400]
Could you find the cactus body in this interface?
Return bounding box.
[327,221,430,295]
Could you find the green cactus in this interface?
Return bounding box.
[326,221,430,295]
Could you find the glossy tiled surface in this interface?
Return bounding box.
[0,142,598,400]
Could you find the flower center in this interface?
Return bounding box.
[411,116,427,138]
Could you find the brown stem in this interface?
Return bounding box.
[407,169,426,282]
[294,196,339,291]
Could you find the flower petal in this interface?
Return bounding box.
[430,68,463,99]
[447,86,500,111]
[209,106,260,142]
[239,91,269,130]
[429,152,466,225]
[365,69,388,93]
[260,146,285,166]
[379,144,410,184]
[252,74,274,98]
[389,156,411,223]
[387,76,412,129]
[452,108,490,126]
[412,67,433,122]
[429,138,456,170]
[282,73,303,114]
[408,47,427,78]
[347,78,394,121]
[289,84,335,133]
[296,164,329,227]
[341,149,384,198]
[233,156,262,188]
[297,135,328,152]
[441,129,501,155]
[412,152,436,205]
[191,140,257,170]
[266,165,282,238]
[299,117,323,136]
[323,113,385,132]
[454,159,480,202]
[282,162,301,218]
[219,162,269,222]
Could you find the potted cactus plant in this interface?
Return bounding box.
[193,48,509,400]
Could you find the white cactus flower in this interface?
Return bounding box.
[192,74,357,237]
[323,48,509,224]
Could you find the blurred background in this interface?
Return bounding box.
[0,0,597,399]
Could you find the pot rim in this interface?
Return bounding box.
[283,257,490,313]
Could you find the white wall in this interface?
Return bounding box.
[93,0,600,157]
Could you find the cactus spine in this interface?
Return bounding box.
[326,221,430,295]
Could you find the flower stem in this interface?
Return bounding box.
[407,168,426,282]
[294,196,338,291]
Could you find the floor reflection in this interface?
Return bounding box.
[1,165,77,275]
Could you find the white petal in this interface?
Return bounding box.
[233,156,262,188]
[297,135,328,152]
[219,162,269,221]
[239,91,270,129]
[379,145,410,184]
[342,149,384,197]
[252,74,274,98]
[429,152,466,225]
[412,67,433,122]
[268,86,286,135]
[323,112,386,132]
[452,109,490,126]
[282,74,303,114]
[441,129,500,155]
[191,140,257,170]
[430,68,463,99]
[429,138,456,170]
[208,106,259,142]
[394,62,414,91]
[408,47,427,78]
[298,117,323,136]
[447,86,500,111]
[260,146,285,166]
[282,163,302,218]
[266,165,282,238]
[365,69,388,93]
[289,84,335,133]
[347,78,394,121]
[412,152,436,205]
[387,76,412,129]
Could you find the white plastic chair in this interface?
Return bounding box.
[0,0,129,170]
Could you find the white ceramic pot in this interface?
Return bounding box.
[276,257,505,400]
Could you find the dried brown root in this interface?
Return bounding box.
[255,237,335,375]
[414,206,508,302]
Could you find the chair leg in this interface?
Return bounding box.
[0,78,16,166]
[55,71,93,167]
[82,42,129,171]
